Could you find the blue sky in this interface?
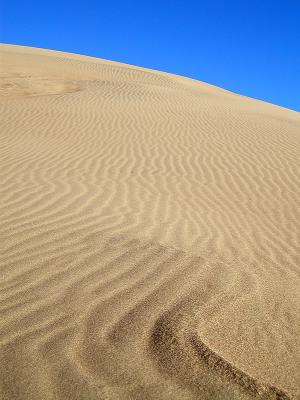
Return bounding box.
[1,0,299,111]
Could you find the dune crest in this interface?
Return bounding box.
[0,44,299,400]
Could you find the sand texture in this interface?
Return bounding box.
[0,44,300,400]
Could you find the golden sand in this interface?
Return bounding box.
[0,44,299,400]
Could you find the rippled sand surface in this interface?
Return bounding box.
[1,44,299,400]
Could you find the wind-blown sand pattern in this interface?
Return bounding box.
[0,44,299,400]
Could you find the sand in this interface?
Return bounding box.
[0,44,299,400]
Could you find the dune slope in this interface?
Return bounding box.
[0,44,299,400]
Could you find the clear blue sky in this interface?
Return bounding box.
[1,0,299,111]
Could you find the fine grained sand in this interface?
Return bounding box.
[0,44,299,400]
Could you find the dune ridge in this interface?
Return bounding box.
[0,44,299,400]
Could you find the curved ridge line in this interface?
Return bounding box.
[190,334,291,400]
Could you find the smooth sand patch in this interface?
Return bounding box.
[0,75,79,97]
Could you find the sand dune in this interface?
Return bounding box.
[0,44,299,400]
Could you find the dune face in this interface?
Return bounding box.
[0,44,299,400]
